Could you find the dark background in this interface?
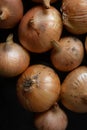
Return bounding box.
[0,0,87,130]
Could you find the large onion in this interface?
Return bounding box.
[60,66,87,113]
[18,5,63,53]
[17,64,61,112]
[61,0,87,34]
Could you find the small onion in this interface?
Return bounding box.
[32,0,57,8]
[18,5,63,53]
[16,64,61,112]
[0,0,23,29]
[50,36,84,72]
[60,66,87,113]
[0,34,30,77]
[61,0,87,34]
[34,103,68,130]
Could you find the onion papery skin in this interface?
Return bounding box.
[61,0,87,34]
[34,103,68,130]
[0,34,30,77]
[0,0,23,29]
[50,37,84,72]
[17,64,61,112]
[18,6,63,53]
[60,66,87,113]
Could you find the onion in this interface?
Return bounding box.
[32,0,57,8]
[60,66,87,113]
[0,0,23,29]
[61,0,87,34]
[18,5,63,53]
[16,64,61,112]
[0,34,30,77]
[50,36,84,72]
[34,103,68,130]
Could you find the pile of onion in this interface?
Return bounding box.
[61,0,87,34]
[34,103,68,130]
[0,34,30,77]
[2,0,87,129]
[32,0,57,8]
[16,64,61,112]
[0,0,23,29]
[60,66,87,113]
[18,5,63,53]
